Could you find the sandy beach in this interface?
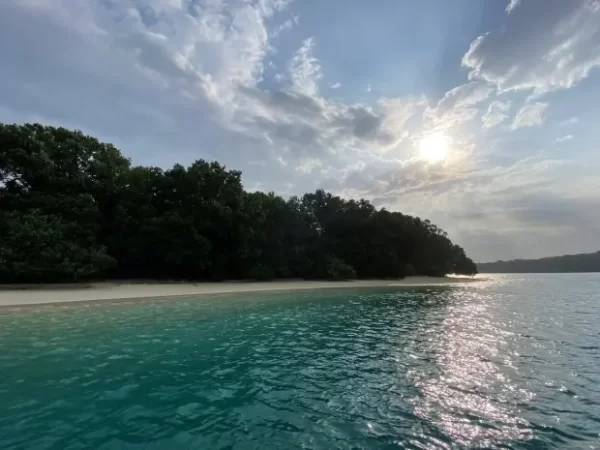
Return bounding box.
[0,277,479,307]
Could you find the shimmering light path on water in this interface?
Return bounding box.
[1,274,599,449]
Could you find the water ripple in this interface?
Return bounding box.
[1,275,600,449]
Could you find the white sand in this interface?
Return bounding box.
[0,277,479,307]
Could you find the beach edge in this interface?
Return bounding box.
[0,277,482,307]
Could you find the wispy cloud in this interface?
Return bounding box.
[289,37,322,96]
[425,82,493,131]
[270,15,299,38]
[556,134,574,142]
[505,0,521,13]
[330,82,341,89]
[511,102,548,129]
[482,100,511,129]
[462,0,600,95]
[559,116,580,126]
[435,82,494,114]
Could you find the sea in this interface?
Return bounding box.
[1,274,599,449]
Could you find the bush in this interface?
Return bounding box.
[325,257,356,281]
[0,209,115,283]
[247,263,275,281]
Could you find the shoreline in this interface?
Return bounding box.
[0,277,480,307]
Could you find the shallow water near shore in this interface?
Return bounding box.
[1,274,599,449]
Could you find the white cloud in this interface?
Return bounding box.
[0,0,509,176]
[270,15,298,38]
[436,82,494,113]
[559,116,580,126]
[556,134,574,142]
[330,82,341,89]
[288,37,321,96]
[482,100,511,129]
[511,102,548,129]
[425,82,493,130]
[366,84,372,93]
[462,0,600,95]
[505,0,521,13]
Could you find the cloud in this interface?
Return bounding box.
[435,82,494,114]
[233,85,417,166]
[482,100,511,129]
[470,190,600,261]
[556,134,574,142]
[330,82,341,89]
[200,36,430,169]
[559,116,580,126]
[462,0,600,95]
[288,37,322,96]
[0,0,505,175]
[270,15,299,38]
[505,0,521,13]
[366,84,372,93]
[425,82,493,130]
[511,102,548,129]
[0,0,300,164]
[0,0,479,186]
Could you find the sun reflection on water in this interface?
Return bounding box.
[408,290,534,447]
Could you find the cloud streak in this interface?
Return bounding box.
[556,134,574,142]
[559,116,580,126]
[511,102,548,130]
[462,0,600,95]
[481,100,511,129]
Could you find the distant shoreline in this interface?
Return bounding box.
[0,277,480,307]
[477,250,600,273]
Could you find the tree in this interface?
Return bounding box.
[0,124,124,282]
[325,257,356,281]
[0,122,478,283]
[0,208,114,282]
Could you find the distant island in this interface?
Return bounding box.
[0,123,477,283]
[478,251,600,273]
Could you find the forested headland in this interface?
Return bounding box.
[0,123,477,283]
[478,251,600,273]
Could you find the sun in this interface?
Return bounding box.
[419,133,450,163]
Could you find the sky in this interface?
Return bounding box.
[1,0,600,263]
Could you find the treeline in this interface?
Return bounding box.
[0,123,477,283]
[478,251,600,273]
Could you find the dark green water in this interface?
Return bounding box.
[1,274,599,449]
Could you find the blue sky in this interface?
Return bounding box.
[1,0,600,262]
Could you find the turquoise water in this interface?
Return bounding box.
[1,275,599,449]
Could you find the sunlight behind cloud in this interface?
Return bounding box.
[419,133,450,163]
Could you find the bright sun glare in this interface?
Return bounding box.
[419,133,450,163]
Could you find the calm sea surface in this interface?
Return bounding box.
[1,274,599,449]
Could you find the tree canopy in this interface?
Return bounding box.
[0,123,477,282]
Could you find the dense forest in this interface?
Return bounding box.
[478,251,600,273]
[0,123,477,283]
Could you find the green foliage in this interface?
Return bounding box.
[0,209,115,282]
[0,123,478,283]
[325,257,357,281]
